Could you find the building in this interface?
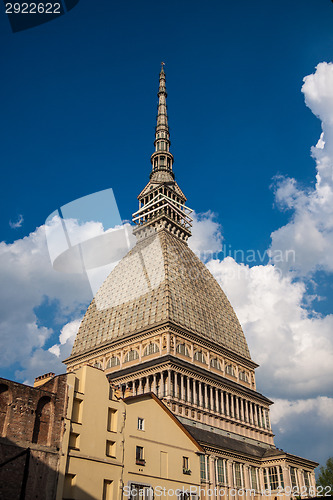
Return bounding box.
[57,365,203,500]
[63,65,318,499]
[0,66,318,500]
[0,373,68,499]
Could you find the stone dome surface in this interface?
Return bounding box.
[70,230,251,360]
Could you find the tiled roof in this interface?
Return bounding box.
[70,230,251,359]
[183,424,281,458]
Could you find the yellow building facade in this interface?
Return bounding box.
[57,365,203,500]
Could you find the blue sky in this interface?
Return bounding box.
[1,0,333,468]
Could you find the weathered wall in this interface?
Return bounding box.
[0,374,68,500]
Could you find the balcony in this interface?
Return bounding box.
[136,459,146,466]
[183,468,192,475]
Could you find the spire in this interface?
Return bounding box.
[132,65,193,242]
[150,62,174,179]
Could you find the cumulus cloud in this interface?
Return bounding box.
[207,257,333,399]
[0,221,104,384]
[270,62,333,276]
[270,397,333,462]
[189,211,223,259]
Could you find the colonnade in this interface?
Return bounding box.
[118,369,271,431]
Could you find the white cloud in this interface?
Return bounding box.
[9,214,24,229]
[0,222,95,382]
[270,397,333,462]
[207,257,333,399]
[189,211,223,259]
[270,62,333,277]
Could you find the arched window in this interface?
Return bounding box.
[239,371,248,382]
[176,344,190,357]
[124,349,139,363]
[225,364,235,376]
[32,396,53,445]
[194,351,207,364]
[0,384,10,437]
[94,361,103,369]
[210,358,221,370]
[106,356,120,369]
[143,343,159,357]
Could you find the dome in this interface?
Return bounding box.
[70,230,251,360]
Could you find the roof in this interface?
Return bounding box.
[183,424,282,459]
[69,230,251,360]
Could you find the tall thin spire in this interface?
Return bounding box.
[150,62,174,178]
[132,65,192,242]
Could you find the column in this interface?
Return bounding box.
[204,384,208,410]
[220,390,224,414]
[235,397,240,420]
[230,394,234,418]
[187,376,191,403]
[254,404,258,426]
[210,386,214,412]
[167,334,170,354]
[193,379,197,405]
[167,369,171,397]
[250,402,254,425]
[138,378,143,395]
[215,388,220,414]
[199,381,203,407]
[181,374,185,401]
[240,399,245,422]
[245,400,249,423]
[153,374,157,394]
[132,380,136,396]
[225,392,230,416]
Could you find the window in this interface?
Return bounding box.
[200,455,206,481]
[290,467,298,489]
[183,456,191,474]
[200,455,209,481]
[249,467,258,491]
[268,466,279,490]
[106,440,116,457]
[130,483,153,500]
[103,480,113,500]
[226,364,235,376]
[210,358,221,370]
[69,432,80,450]
[136,446,145,465]
[176,344,190,357]
[72,398,82,424]
[234,463,243,489]
[63,474,76,499]
[107,408,117,432]
[143,343,159,356]
[304,471,310,490]
[137,418,144,431]
[124,350,139,363]
[194,351,206,364]
[94,361,103,369]
[216,458,225,484]
[106,356,120,369]
[239,371,248,382]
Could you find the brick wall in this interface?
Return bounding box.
[0,374,68,500]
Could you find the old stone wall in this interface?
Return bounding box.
[0,374,68,500]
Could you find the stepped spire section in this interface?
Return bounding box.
[150,62,174,177]
[132,65,193,243]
